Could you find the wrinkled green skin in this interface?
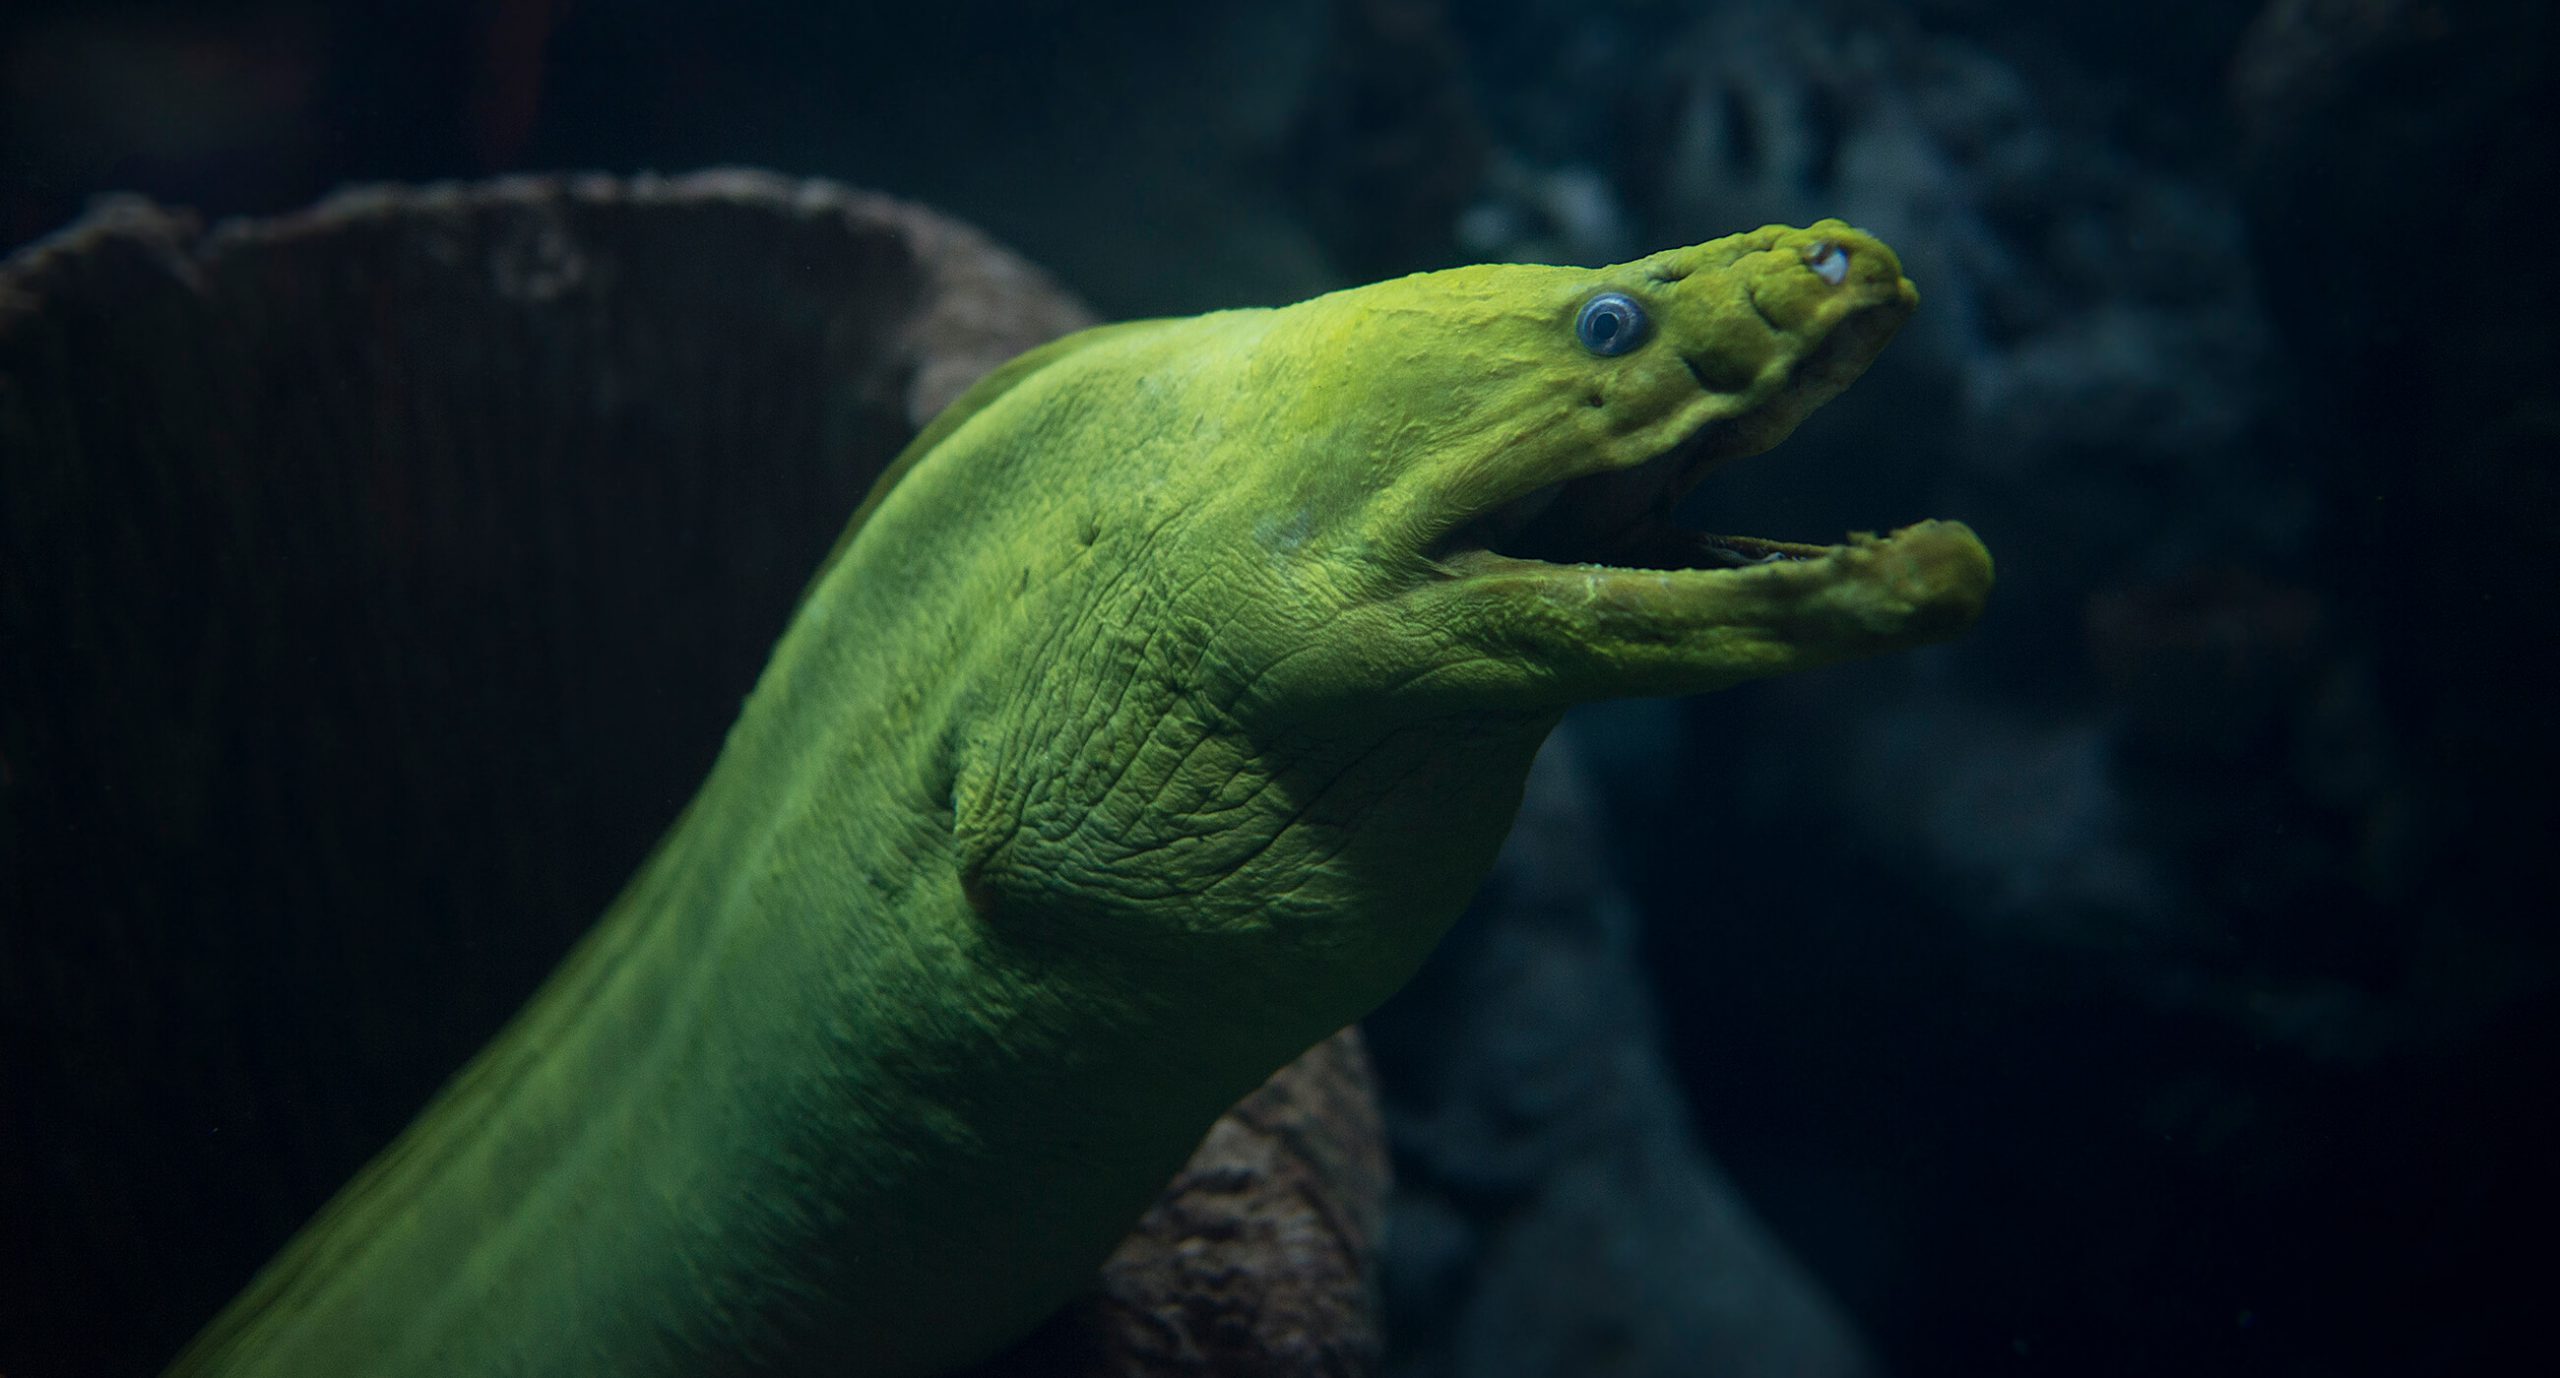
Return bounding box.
[171,222,1988,1376]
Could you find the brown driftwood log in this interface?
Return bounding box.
[0,170,1382,1378]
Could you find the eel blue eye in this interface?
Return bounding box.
[1806,240,1850,286]
[1574,291,1649,357]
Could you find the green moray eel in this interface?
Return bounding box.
[168,220,1988,1376]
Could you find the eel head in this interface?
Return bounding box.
[927,222,1988,1016]
[1243,219,1993,714]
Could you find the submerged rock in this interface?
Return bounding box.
[1367,733,1877,1378]
[0,171,1384,1378]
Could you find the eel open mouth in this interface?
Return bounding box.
[1435,421,1835,576]
[1379,228,1987,696]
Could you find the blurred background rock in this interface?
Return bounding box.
[5,1,2553,1375]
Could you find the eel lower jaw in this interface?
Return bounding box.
[1413,517,1993,705]
[1413,429,1992,699]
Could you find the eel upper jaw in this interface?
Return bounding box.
[1428,305,1906,580]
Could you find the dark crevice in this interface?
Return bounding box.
[1798,82,1846,193]
[1717,82,1763,175]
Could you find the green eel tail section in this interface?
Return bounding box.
[170,221,1983,1376]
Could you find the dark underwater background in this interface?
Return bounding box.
[3,1,2553,1375]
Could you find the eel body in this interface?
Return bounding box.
[170,221,1989,1375]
